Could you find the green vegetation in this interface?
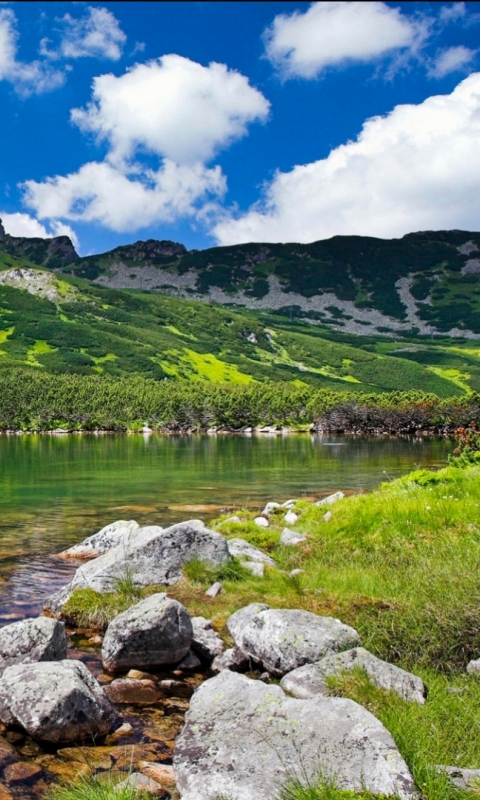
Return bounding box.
[46,773,155,800]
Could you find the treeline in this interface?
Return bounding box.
[1,370,480,434]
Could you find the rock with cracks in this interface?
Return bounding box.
[0,618,67,677]
[281,647,426,704]
[173,671,419,800]
[0,660,117,743]
[57,520,140,559]
[102,593,192,673]
[227,603,360,676]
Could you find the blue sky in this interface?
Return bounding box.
[1,1,480,255]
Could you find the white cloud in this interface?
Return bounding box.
[22,55,269,233]
[439,3,467,24]
[0,212,78,247]
[212,73,480,246]
[71,55,270,166]
[23,160,225,232]
[41,6,127,61]
[264,1,427,79]
[0,9,64,96]
[428,45,476,78]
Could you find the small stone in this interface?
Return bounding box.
[323,511,332,522]
[205,582,223,598]
[281,500,297,508]
[4,762,42,785]
[254,516,269,528]
[0,784,13,800]
[88,635,103,645]
[176,650,201,671]
[241,561,265,577]
[436,766,480,790]
[139,762,176,789]
[280,529,306,546]
[260,672,270,683]
[284,510,298,525]
[127,669,156,680]
[191,617,224,662]
[104,678,161,705]
[315,491,345,507]
[289,569,304,577]
[114,772,164,795]
[109,722,134,738]
[223,516,241,524]
[262,502,281,516]
[211,647,251,674]
[158,679,194,698]
[467,658,480,674]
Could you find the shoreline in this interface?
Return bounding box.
[0,426,456,437]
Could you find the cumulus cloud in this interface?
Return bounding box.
[212,73,480,245]
[0,9,64,96]
[71,54,270,166]
[264,1,427,79]
[40,6,127,61]
[428,45,476,78]
[22,56,269,232]
[0,212,78,247]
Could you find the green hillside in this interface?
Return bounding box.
[0,249,467,396]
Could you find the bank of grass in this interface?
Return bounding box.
[46,773,156,800]
[64,463,480,800]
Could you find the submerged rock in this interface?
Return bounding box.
[102,593,192,673]
[281,647,426,704]
[227,603,360,676]
[173,671,419,800]
[57,520,140,559]
[0,617,67,676]
[0,660,117,743]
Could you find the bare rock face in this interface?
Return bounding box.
[57,520,140,559]
[227,603,360,676]
[102,593,193,673]
[281,647,426,704]
[0,660,117,743]
[173,671,419,800]
[0,618,67,677]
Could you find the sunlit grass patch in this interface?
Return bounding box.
[46,772,156,800]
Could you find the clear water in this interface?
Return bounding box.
[0,433,452,621]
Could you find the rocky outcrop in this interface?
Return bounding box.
[280,647,426,704]
[227,604,360,676]
[0,618,67,676]
[0,660,117,742]
[102,593,193,673]
[173,671,419,800]
[0,234,78,268]
[57,520,140,559]
[0,268,78,303]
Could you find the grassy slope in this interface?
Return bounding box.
[0,252,464,395]
[66,463,480,800]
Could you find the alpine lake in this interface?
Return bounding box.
[0,432,452,798]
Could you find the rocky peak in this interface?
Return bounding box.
[0,234,79,269]
[0,219,5,238]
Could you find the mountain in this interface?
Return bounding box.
[3,227,480,395]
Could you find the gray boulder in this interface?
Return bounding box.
[211,648,252,674]
[102,593,192,673]
[0,618,67,676]
[48,521,230,610]
[436,766,480,790]
[227,604,360,676]
[227,538,275,566]
[315,491,345,506]
[191,617,224,662]
[281,647,426,704]
[280,528,306,545]
[57,520,140,559]
[0,660,117,743]
[173,671,418,800]
[241,561,264,577]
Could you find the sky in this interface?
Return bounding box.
[1,1,480,255]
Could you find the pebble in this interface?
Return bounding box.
[205,582,223,598]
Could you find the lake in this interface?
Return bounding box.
[0,433,452,622]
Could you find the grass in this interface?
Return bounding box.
[46,772,156,800]
[62,574,161,630]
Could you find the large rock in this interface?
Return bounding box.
[102,593,192,673]
[47,520,231,611]
[227,604,360,676]
[281,647,426,704]
[57,520,140,559]
[173,671,418,800]
[191,617,224,662]
[0,618,67,676]
[226,538,275,566]
[0,660,117,743]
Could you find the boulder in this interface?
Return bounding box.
[191,617,224,662]
[0,660,117,743]
[211,648,252,674]
[280,528,306,545]
[227,538,275,566]
[261,502,281,516]
[48,521,230,609]
[0,618,67,676]
[284,510,298,525]
[102,593,192,673]
[241,562,264,577]
[227,604,360,676]
[176,651,201,671]
[253,516,268,528]
[57,520,140,559]
[173,671,418,800]
[315,491,345,506]
[436,766,480,790]
[281,647,426,704]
